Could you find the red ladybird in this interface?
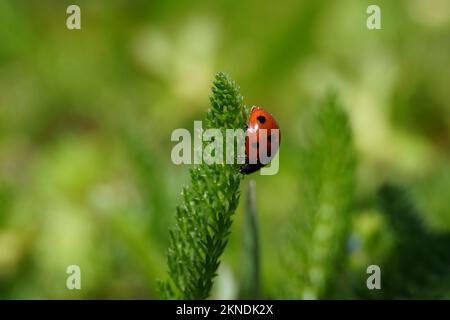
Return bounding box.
[240,106,281,174]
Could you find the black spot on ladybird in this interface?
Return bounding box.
[257,115,266,124]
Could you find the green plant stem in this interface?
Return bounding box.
[283,95,355,299]
[241,180,260,299]
[160,72,247,299]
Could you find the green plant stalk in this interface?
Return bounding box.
[241,180,260,299]
[160,72,247,299]
[283,95,355,299]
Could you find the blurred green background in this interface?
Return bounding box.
[0,0,449,299]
